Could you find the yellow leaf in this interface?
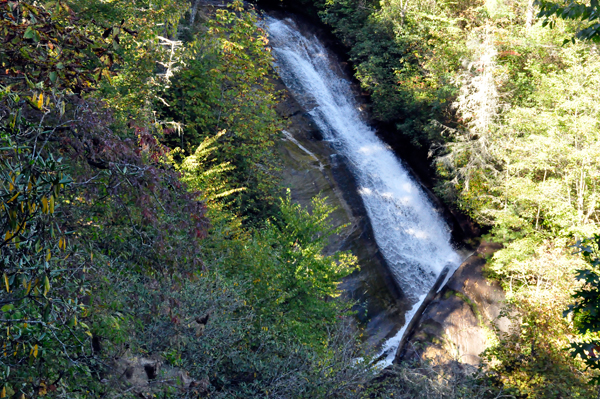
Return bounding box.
[3,274,8,292]
[85,330,93,337]
[1,386,5,398]
[38,381,47,396]
[33,344,38,358]
[49,195,54,214]
[46,249,51,262]
[6,192,18,204]
[43,275,50,296]
[26,280,32,295]
[37,93,43,109]
[41,196,48,214]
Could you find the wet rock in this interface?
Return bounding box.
[274,79,408,350]
[399,241,509,366]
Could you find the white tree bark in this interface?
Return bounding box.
[526,0,535,31]
[157,36,183,83]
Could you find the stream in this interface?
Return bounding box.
[266,17,462,367]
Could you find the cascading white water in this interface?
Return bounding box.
[266,17,461,366]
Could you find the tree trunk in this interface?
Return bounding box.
[526,0,535,31]
[189,0,201,25]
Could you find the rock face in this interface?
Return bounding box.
[274,78,410,349]
[107,355,207,397]
[398,241,510,366]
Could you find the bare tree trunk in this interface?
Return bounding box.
[189,0,201,25]
[526,0,535,31]
[400,0,409,25]
[157,36,183,82]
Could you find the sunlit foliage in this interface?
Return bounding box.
[309,0,600,393]
[0,1,379,397]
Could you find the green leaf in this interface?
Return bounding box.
[1,304,14,312]
[23,26,34,39]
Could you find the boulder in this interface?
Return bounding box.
[399,241,510,366]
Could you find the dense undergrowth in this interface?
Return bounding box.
[0,0,377,397]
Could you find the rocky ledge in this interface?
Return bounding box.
[397,241,511,366]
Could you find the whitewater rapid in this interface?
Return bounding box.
[266,17,461,366]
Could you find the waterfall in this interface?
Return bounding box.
[266,17,461,366]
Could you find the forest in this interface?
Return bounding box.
[2,0,600,397]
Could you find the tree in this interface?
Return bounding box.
[158,1,282,217]
[436,25,503,203]
[0,2,209,396]
[202,191,358,344]
[536,0,600,42]
[0,3,117,394]
[566,235,600,382]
